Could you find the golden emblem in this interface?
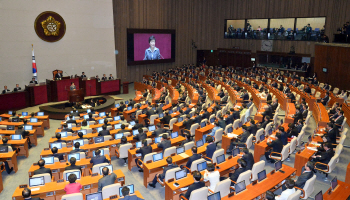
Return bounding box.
[41,16,61,36]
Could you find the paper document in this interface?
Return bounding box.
[227,133,238,138]
[31,188,40,191]
[179,153,189,158]
[307,147,318,151]
[136,153,142,157]
[180,187,188,191]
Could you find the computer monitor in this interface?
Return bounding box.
[98,119,104,124]
[314,191,323,200]
[94,136,104,144]
[86,192,103,200]
[235,180,246,194]
[114,116,121,121]
[60,131,68,138]
[196,140,204,147]
[177,106,180,111]
[11,134,22,140]
[115,133,123,139]
[50,143,62,149]
[238,121,243,127]
[331,176,338,191]
[148,125,156,132]
[7,125,15,130]
[154,137,161,144]
[207,192,221,200]
[114,124,122,130]
[68,153,81,161]
[127,106,132,111]
[175,169,187,180]
[166,100,169,104]
[136,141,142,148]
[178,117,183,122]
[119,184,134,197]
[99,165,113,175]
[12,118,19,122]
[42,156,55,164]
[96,127,103,133]
[268,128,273,135]
[8,111,13,115]
[160,103,164,108]
[176,146,185,154]
[171,132,179,139]
[132,129,139,136]
[153,152,163,162]
[216,154,225,164]
[23,125,32,131]
[0,146,8,153]
[79,129,87,135]
[0,117,2,121]
[159,113,164,118]
[65,171,81,181]
[67,123,73,129]
[145,100,148,104]
[190,112,194,118]
[129,121,136,126]
[115,103,120,108]
[30,118,38,123]
[201,122,206,128]
[125,101,129,105]
[73,139,84,147]
[37,112,44,116]
[87,109,91,113]
[169,110,173,114]
[275,160,282,171]
[260,134,265,141]
[210,118,215,123]
[29,177,45,187]
[258,170,267,182]
[232,148,240,157]
[22,112,28,116]
[93,149,104,157]
[197,161,207,172]
[99,112,106,117]
[227,127,233,133]
[202,134,208,143]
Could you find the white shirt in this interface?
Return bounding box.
[276,188,296,200]
[203,170,220,191]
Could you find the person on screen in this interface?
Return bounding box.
[70,82,76,91]
[143,36,161,60]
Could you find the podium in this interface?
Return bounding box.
[68,89,85,103]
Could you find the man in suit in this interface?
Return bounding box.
[61,123,73,133]
[241,148,254,170]
[98,125,111,136]
[34,159,52,177]
[13,84,21,92]
[54,133,67,144]
[295,119,303,133]
[241,90,249,103]
[55,72,63,80]
[183,115,194,130]
[334,110,344,127]
[261,104,272,121]
[65,157,82,172]
[101,74,108,81]
[90,149,109,166]
[288,161,314,190]
[132,119,143,130]
[66,114,77,124]
[157,134,171,153]
[292,106,303,123]
[156,104,163,114]
[135,139,153,172]
[229,159,248,185]
[148,157,178,188]
[152,124,166,137]
[246,97,253,108]
[218,115,226,129]
[70,142,86,154]
[247,119,257,136]
[183,146,201,172]
[160,111,172,125]
[98,167,117,192]
[283,85,290,94]
[224,111,234,125]
[209,122,220,136]
[22,188,42,200]
[286,123,299,138]
[2,85,10,94]
[180,171,205,200]
[119,186,144,200]
[29,78,38,84]
[220,92,229,105]
[193,111,202,124]
[227,125,250,154]
[81,72,87,78]
[118,124,129,133]
[145,106,155,118]
[133,128,147,142]
[278,126,288,145]
[304,85,311,94]
[218,89,225,98]
[50,147,64,161]
[312,143,334,169]
[323,123,337,144]
[205,136,216,160]
[302,105,308,119]
[321,92,330,106]
[201,108,210,120]
[265,133,283,163]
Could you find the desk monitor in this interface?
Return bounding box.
[127,106,132,111]
[235,180,246,194]
[96,127,103,133]
[169,110,173,114]
[177,106,180,111]
[86,192,103,200]
[60,131,68,138]
[99,112,106,117]
[166,101,169,105]
[260,134,265,142]
[145,100,148,104]
[8,111,13,115]
[275,160,282,171]
[132,129,139,136]
[153,152,163,162]
[98,119,104,124]
[176,146,185,154]
[99,164,113,175]
[67,123,73,129]
[42,156,54,165]
[114,116,121,121]
[238,121,243,127]
[65,171,81,181]
[160,103,164,108]
[114,124,122,129]
[73,139,84,147]
[331,176,338,191]
[115,103,120,108]
[7,125,15,130]
[227,127,233,133]
[37,112,44,116]
[207,192,221,200]
[50,142,62,149]
[87,109,91,113]
[136,141,142,148]
[148,125,156,132]
[171,131,179,139]
[93,149,104,157]
[152,107,156,111]
[175,169,187,180]
[68,153,81,161]
[258,170,267,182]
[159,113,164,118]
[314,191,323,200]
[22,112,28,116]
[0,117,2,121]
[178,117,183,122]
[154,137,161,144]
[12,118,20,122]
[125,101,129,105]
[268,128,273,135]
[210,117,215,123]
[11,134,22,140]
[30,118,38,123]
[196,139,204,147]
[24,125,33,131]
[216,154,225,164]
[119,184,134,197]
[200,122,206,128]
[129,121,136,126]
[80,129,87,135]
[0,146,8,153]
[190,112,194,118]
[197,161,207,172]
[115,133,123,139]
[29,176,45,187]
[202,134,208,143]
[232,148,240,157]
[94,136,104,144]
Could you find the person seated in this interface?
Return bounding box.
[98,167,117,192]
[247,119,257,136]
[157,134,171,153]
[152,123,166,137]
[241,147,254,170]
[276,179,295,200]
[182,146,201,172]
[292,106,302,123]
[65,157,82,172]
[2,85,10,94]
[179,171,205,200]
[90,149,109,166]
[180,132,192,146]
[51,147,64,161]
[13,84,21,92]
[119,186,144,200]
[71,108,79,117]
[182,114,194,130]
[148,157,178,188]
[119,116,127,124]
[220,92,228,104]
[218,115,226,129]
[66,114,77,124]
[204,136,216,161]
[229,159,248,185]
[294,161,314,189]
[70,142,86,154]
[334,110,344,127]
[64,174,82,194]
[54,133,67,143]
[29,78,38,84]
[61,123,73,133]
[9,111,19,122]
[22,188,42,200]
[145,106,155,118]
[226,125,250,153]
[302,105,308,119]
[116,136,128,149]
[34,159,52,177]
[80,120,89,129]
[15,125,30,143]
[277,126,288,145]
[224,111,234,125]
[266,191,276,200]
[135,139,152,172]
[203,163,220,191]
[265,133,283,163]
[286,123,298,139]
[117,124,128,133]
[98,125,110,136]
[133,128,147,142]
[240,104,248,117]
[321,92,330,106]
[101,74,108,81]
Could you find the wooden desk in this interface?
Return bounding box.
[0,114,50,129]
[122,105,148,121]
[0,151,18,173]
[284,103,296,124]
[342,103,350,127]
[0,139,29,157]
[195,124,214,141]
[0,121,44,137]
[312,102,329,128]
[103,191,144,200]
[0,130,37,146]
[134,91,143,103]
[323,180,350,200]
[12,170,125,200]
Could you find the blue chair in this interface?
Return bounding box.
[287,28,292,32]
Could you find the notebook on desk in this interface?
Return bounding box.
[179,153,189,158]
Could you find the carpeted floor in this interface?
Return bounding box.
[1,83,349,200]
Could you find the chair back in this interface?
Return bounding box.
[280,143,291,161]
[190,123,199,136]
[169,118,177,130]
[184,141,195,151]
[214,128,223,143]
[189,187,208,200]
[237,170,252,185]
[327,154,339,173]
[61,193,83,200]
[251,160,265,181]
[119,143,132,158]
[164,147,176,157]
[233,119,240,129]
[341,128,348,137]
[164,167,181,182]
[32,173,51,184]
[92,163,109,174]
[102,183,121,199]
[338,135,346,146]
[224,124,232,134]
[264,122,273,136]
[213,178,231,197]
[289,137,297,154]
[245,134,253,149]
[255,128,264,142]
[190,158,206,172]
[144,152,156,163]
[212,149,224,164]
[135,110,142,118]
[296,130,305,146]
[287,190,301,200]
[240,113,246,125]
[302,174,316,199]
[103,135,112,141]
[150,114,159,125]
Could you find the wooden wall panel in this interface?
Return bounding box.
[113,0,349,83]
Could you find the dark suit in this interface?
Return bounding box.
[324,128,337,145]
[156,107,163,114]
[229,131,250,150]
[146,109,155,118]
[98,130,111,136]
[183,119,194,130]
[247,124,257,136]
[61,128,73,133]
[34,166,52,177]
[66,119,77,124]
[133,133,147,142]
[280,131,288,145]
[302,110,308,119]
[161,115,172,125]
[295,171,314,189]
[132,123,143,130]
[230,167,247,184]
[151,163,178,185]
[241,93,249,103]
[287,128,299,138]
[321,95,329,106]
[90,155,109,165]
[185,153,202,169]
[304,87,311,94]
[334,116,344,126]
[152,128,166,137]
[181,181,206,199]
[265,139,283,162]
[218,120,226,129]
[194,115,202,124]
[65,164,82,172]
[314,149,334,169]
[233,111,240,120]
[242,153,254,170]
[221,96,228,104]
[53,153,64,161]
[135,146,153,168]
[205,143,217,159]
[225,114,234,125]
[157,140,171,153]
[70,149,86,154]
[293,111,303,123]
[29,80,38,84]
[202,111,210,120]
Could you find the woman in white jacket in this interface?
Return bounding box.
[204,162,220,192]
